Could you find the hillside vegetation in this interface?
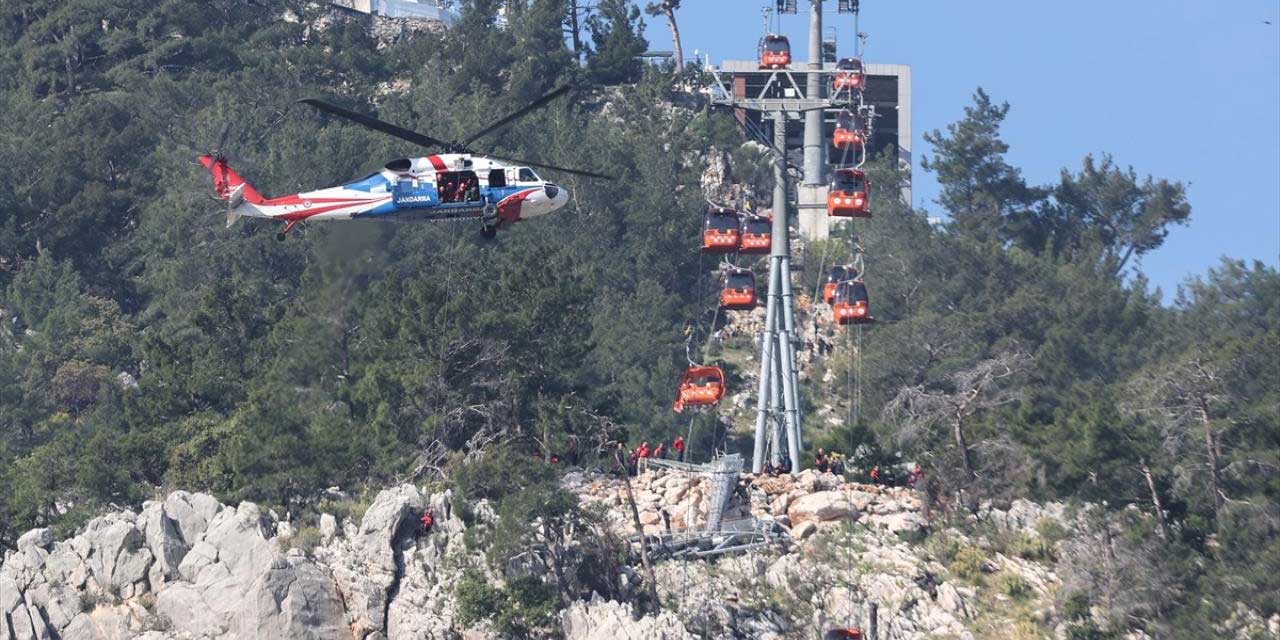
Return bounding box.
[0,1,1275,637]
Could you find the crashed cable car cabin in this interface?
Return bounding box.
[673,366,727,413]
[720,268,757,311]
[833,110,866,151]
[832,57,865,91]
[703,206,742,253]
[739,214,772,254]
[759,35,792,69]
[823,265,856,304]
[828,168,871,218]
[832,280,873,326]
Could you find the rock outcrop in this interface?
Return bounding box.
[1,469,1081,640]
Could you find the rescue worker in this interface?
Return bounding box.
[908,463,923,488]
[419,507,435,534]
[637,442,650,459]
[653,442,666,460]
[673,436,686,462]
[815,448,828,473]
[870,465,880,484]
[831,452,846,476]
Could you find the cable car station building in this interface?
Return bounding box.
[710,60,912,240]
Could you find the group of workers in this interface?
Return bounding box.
[623,436,686,474]
[814,449,849,475]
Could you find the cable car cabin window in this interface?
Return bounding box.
[518,167,539,183]
[835,281,869,304]
[763,37,790,53]
[743,217,770,235]
[837,111,854,128]
[726,271,754,290]
[437,171,481,204]
[488,169,506,188]
[691,373,722,387]
[705,210,738,232]
[837,58,863,73]
[834,172,866,192]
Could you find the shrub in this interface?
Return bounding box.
[286,526,324,556]
[1008,531,1054,562]
[948,545,989,582]
[995,570,1032,600]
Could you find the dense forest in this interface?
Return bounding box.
[0,0,1275,637]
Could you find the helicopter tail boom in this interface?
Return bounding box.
[199,155,266,204]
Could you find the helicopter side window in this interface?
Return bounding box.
[488,169,506,188]
[518,167,540,183]
[438,171,481,203]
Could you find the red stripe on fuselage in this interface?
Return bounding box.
[427,155,447,171]
[269,196,392,221]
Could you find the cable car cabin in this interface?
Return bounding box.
[832,58,865,92]
[703,206,741,253]
[759,35,792,69]
[832,110,866,151]
[823,629,864,640]
[720,269,757,311]
[823,265,856,304]
[828,168,871,218]
[739,215,772,254]
[673,365,727,413]
[832,280,873,326]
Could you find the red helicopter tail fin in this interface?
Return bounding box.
[198,155,266,204]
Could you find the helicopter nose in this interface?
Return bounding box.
[543,183,559,200]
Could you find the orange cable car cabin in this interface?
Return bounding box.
[673,365,727,413]
[720,268,757,311]
[828,168,871,218]
[702,206,741,253]
[739,214,772,254]
[832,280,873,326]
[759,34,792,69]
[832,57,865,92]
[832,109,866,151]
[823,265,856,304]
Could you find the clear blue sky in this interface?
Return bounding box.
[642,0,1280,297]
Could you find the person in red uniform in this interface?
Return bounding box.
[653,442,666,459]
[672,436,686,462]
[637,442,650,459]
[420,508,435,534]
[870,465,880,484]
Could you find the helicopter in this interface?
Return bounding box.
[199,84,611,241]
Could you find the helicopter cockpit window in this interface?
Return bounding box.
[518,168,540,183]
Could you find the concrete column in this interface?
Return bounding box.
[802,0,824,185]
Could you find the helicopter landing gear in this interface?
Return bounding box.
[480,224,498,239]
[276,232,287,242]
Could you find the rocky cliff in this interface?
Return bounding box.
[0,467,1095,640]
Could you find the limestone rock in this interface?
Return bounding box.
[15,529,52,553]
[320,513,338,543]
[561,596,694,640]
[787,491,857,525]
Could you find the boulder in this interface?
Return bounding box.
[16,529,52,553]
[236,554,346,639]
[561,596,694,640]
[330,484,425,639]
[138,502,190,582]
[787,491,857,525]
[178,541,218,583]
[164,491,222,544]
[320,514,339,544]
[791,521,818,540]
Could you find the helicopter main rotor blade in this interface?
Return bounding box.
[485,151,615,180]
[459,84,573,148]
[297,98,452,150]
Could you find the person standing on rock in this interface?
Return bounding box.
[419,508,435,535]
[653,442,666,460]
[870,465,880,485]
[816,448,828,473]
[672,435,686,461]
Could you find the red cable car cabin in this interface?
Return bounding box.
[828,168,871,218]
[739,214,772,254]
[759,35,792,69]
[831,57,865,92]
[832,110,866,151]
[823,265,856,304]
[673,365,727,413]
[720,268,757,311]
[703,206,741,253]
[823,629,864,640]
[832,280,873,326]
